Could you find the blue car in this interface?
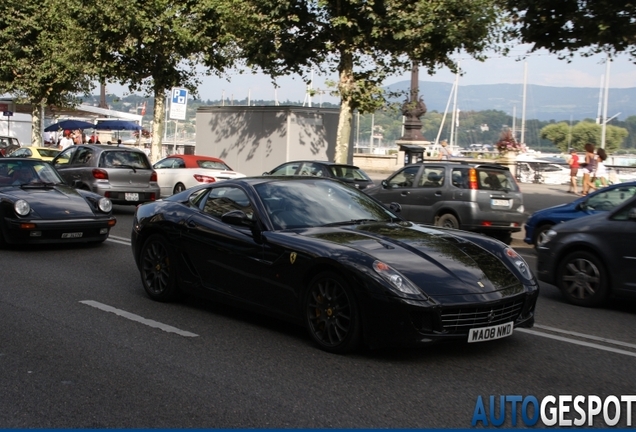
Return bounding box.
[524,181,636,246]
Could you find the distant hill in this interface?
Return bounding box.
[385,81,636,122]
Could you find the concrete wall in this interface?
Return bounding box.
[196,106,348,176]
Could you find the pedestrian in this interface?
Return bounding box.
[581,143,597,195]
[595,148,609,187]
[59,131,73,151]
[437,140,452,160]
[567,148,580,195]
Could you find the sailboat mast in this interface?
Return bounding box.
[449,64,460,148]
[601,57,611,149]
[520,61,528,145]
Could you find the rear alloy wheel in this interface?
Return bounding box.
[436,213,459,229]
[139,234,181,302]
[305,271,361,354]
[173,183,186,194]
[557,251,609,307]
[533,224,553,247]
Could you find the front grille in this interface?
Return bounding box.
[441,298,524,334]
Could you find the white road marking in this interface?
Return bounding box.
[534,324,636,350]
[107,235,131,245]
[79,300,198,337]
[517,328,636,358]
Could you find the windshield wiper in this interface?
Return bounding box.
[322,219,380,227]
[118,164,137,172]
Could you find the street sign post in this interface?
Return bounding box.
[169,88,188,121]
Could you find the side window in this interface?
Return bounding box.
[611,199,636,221]
[73,147,93,165]
[588,187,636,211]
[53,147,77,167]
[154,158,176,169]
[202,186,255,220]
[299,163,325,176]
[387,166,420,188]
[270,163,300,176]
[174,158,186,168]
[451,168,469,189]
[418,167,445,187]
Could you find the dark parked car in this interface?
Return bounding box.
[524,181,636,246]
[536,195,636,307]
[263,160,375,190]
[0,136,21,157]
[131,176,538,353]
[0,158,116,245]
[366,161,524,244]
[52,144,160,205]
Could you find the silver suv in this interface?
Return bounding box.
[366,161,524,244]
[52,144,160,205]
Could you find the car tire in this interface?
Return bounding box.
[139,234,182,302]
[533,224,553,247]
[556,251,609,307]
[173,183,186,194]
[436,213,459,229]
[304,271,361,354]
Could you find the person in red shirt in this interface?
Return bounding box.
[567,148,580,195]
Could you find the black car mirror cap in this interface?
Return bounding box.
[628,208,636,220]
[221,210,255,227]
[389,202,402,213]
[381,180,388,188]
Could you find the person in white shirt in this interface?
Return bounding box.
[59,135,73,150]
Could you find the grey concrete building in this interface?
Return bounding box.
[195,106,349,176]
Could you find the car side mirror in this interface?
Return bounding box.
[72,179,82,188]
[221,210,255,227]
[389,202,402,213]
[628,208,636,220]
[381,180,388,188]
[262,172,270,176]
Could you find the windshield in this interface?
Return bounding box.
[255,179,396,230]
[100,151,151,169]
[0,160,64,186]
[198,160,232,170]
[327,165,370,181]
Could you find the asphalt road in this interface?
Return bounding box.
[1,188,635,428]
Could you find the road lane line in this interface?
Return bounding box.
[106,238,130,246]
[517,328,636,358]
[108,234,130,242]
[79,300,198,337]
[534,324,636,350]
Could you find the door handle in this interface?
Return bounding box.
[186,220,197,228]
[400,191,410,196]
[435,191,442,196]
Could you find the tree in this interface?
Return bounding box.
[0,0,95,145]
[75,0,240,161]
[540,120,627,152]
[239,0,507,163]
[506,0,636,59]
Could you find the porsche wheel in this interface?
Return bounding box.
[304,271,361,354]
[139,234,181,302]
[173,183,186,194]
[557,251,609,307]
[436,213,459,229]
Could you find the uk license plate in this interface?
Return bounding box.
[491,198,509,207]
[467,322,513,343]
[61,232,83,239]
[125,193,139,201]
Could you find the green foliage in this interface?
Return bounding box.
[506,0,636,59]
[540,121,628,152]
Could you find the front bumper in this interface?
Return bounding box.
[2,217,116,244]
[359,286,539,349]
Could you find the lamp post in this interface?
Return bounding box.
[396,61,427,165]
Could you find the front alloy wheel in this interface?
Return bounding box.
[305,271,361,354]
[557,251,609,307]
[139,234,181,302]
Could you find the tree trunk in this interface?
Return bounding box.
[334,52,354,164]
[150,91,166,163]
[30,103,43,146]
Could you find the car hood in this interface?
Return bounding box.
[3,185,97,218]
[551,211,607,233]
[297,223,523,298]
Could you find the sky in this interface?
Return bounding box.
[105,46,636,105]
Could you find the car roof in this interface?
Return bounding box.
[407,161,511,170]
[164,154,225,163]
[77,144,146,153]
[280,160,361,168]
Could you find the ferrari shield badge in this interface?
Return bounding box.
[290,252,297,264]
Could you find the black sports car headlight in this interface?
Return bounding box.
[98,197,112,213]
[373,260,423,296]
[503,247,533,280]
[14,199,30,216]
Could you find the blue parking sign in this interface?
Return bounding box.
[169,87,188,120]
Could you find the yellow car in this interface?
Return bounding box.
[11,146,61,161]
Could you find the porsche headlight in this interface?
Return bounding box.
[98,197,112,213]
[503,247,533,280]
[373,260,423,296]
[14,199,31,216]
